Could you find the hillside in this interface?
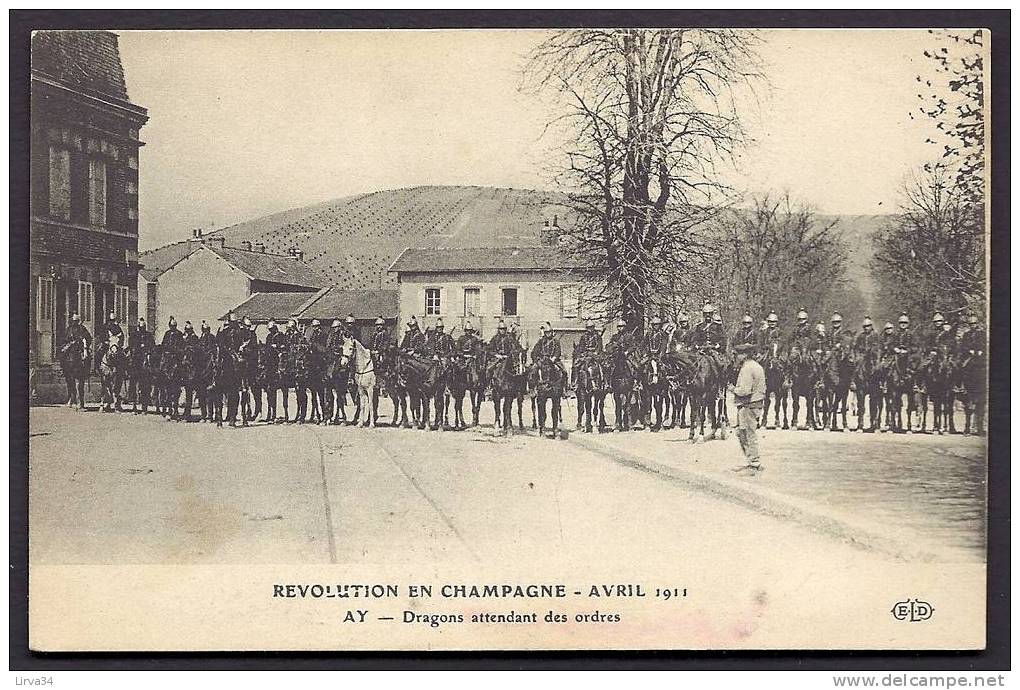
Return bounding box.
[159,185,889,320]
[205,186,573,290]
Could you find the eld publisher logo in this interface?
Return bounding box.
[891,599,934,622]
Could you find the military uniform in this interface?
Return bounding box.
[644,328,670,360]
[826,325,853,356]
[879,329,897,360]
[893,328,917,356]
[607,329,638,355]
[531,333,562,363]
[934,327,957,357]
[734,325,757,348]
[455,331,483,357]
[161,324,184,353]
[958,324,985,359]
[370,327,390,354]
[425,328,455,360]
[400,326,426,356]
[306,324,328,351]
[789,322,813,353]
[853,328,881,362]
[757,326,784,360]
[576,329,603,360]
[686,320,724,351]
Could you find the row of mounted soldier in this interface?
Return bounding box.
[57,303,986,439]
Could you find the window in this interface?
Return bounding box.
[37,276,54,322]
[114,285,130,323]
[78,281,94,322]
[88,158,107,227]
[561,284,581,319]
[425,288,441,316]
[501,288,518,317]
[48,146,71,220]
[463,288,480,317]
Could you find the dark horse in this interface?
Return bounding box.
[573,353,608,434]
[530,356,565,438]
[209,342,243,427]
[98,340,128,412]
[787,345,822,430]
[641,354,670,432]
[760,345,790,430]
[445,352,480,430]
[398,353,446,430]
[606,346,640,432]
[955,349,986,436]
[822,346,855,431]
[376,346,411,428]
[922,350,955,435]
[490,348,527,435]
[58,334,91,409]
[851,348,885,432]
[673,348,728,443]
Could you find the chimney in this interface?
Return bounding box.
[240,240,252,252]
[540,219,557,246]
[192,228,204,240]
[255,241,266,253]
[295,249,304,262]
[213,236,226,249]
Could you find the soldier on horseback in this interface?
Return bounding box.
[94,311,124,373]
[854,316,881,359]
[735,314,757,347]
[789,308,812,353]
[757,312,783,361]
[128,317,156,413]
[532,322,567,379]
[686,304,724,352]
[487,320,517,377]
[425,318,455,362]
[370,317,390,366]
[60,312,93,408]
[607,318,638,355]
[577,320,603,358]
[712,312,727,351]
[455,321,482,356]
[644,317,670,360]
[400,316,426,356]
[933,314,957,356]
[306,318,327,350]
[827,313,852,354]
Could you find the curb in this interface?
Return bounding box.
[568,432,966,563]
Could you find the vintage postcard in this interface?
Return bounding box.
[26,26,991,652]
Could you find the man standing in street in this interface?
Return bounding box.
[732,342,766,473]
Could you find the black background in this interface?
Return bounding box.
[9,9,1011,671]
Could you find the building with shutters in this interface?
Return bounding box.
[29,30,148,369]
[387,246,591,364]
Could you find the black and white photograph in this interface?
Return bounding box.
[17,17,1001,657]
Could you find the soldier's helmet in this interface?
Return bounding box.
[71,313,80,322]
[310,318,319,326]
[933,312,945,323]
[702,303,714,314]
[767,312,778,324]
[898,313,910,325]
[797,308,808,320]
[862,316,873,328]
[967,314,979,325]
[375,317,384,326]
[712,313,722,324]
[585,319,596,329]
[831,312,843,324]
[138,317,146,325]
[464,321,474,331]
[436,318,444,330]
[616,319,626,328]
[268,320,277,329]
[346,314,355,325]
[678,311,689,322]
[244,316,253,326]
[742,314,753,324]
[539,323,548,333]
[650,316,662,326]
[497,320,507,330]
[229,312,237,322]
[816,323,826,334]
[168,317,177,328]
[109,311,117,321]
[184,320,194,332]
[332,319,341,327]
[201,320,210,332]
[884,322,894,331]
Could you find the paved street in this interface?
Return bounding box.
[28,401,985,568]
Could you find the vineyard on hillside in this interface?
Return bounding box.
[206,186,572,290]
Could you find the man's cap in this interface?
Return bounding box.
[734,343,755,355]
[862,316,873,327]
[898,313,910,324]
[831,312,843,323]
[742,314,753,324]
[767,312,778,323]
[933,312,945,322]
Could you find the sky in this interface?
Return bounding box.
[116,29,942,250]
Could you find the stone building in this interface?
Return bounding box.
[138,236,327,340]
[30,30,148,367]
[387,246,590,365]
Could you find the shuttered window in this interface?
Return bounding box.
[78,281,94,322]
[48,146,71,220]
[114,285,130,323]
[37,276,54,322]
[464,288,480,317]
[88,158,107,227]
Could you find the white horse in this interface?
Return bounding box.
[341,336,378,427]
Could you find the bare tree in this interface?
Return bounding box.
[874,163,985,321]
[705,193,849,324]
[524,29,762,332]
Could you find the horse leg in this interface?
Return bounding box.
[537,394,546,436]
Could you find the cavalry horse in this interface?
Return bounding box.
[955,349,986,436]
[884,351,920,433]
[641,353,670,432]
[97,337,128,412]
[58,334,91,410]
[572,351,608,433]
[444,351,483,430]
[821,345,855,431]
[673,347,728,443]
[760,344,790,430]
[209,341,243,427]
[397,352,446,430]
[376,346,411,428]
[131,345,161,415]
[341,336,379,427]
[851,348,885,432]
[787,345,822,430]
[922,350,955,435]
[530,356,565,438]
[490,347,527,435]
[238,338,262,425]
[606,345,640,432]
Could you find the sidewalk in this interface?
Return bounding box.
[569,425,985,563]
